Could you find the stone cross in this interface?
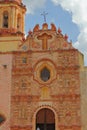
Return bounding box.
[37,33,52,50]
[41,11,48,23]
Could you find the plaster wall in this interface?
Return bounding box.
[0,36,22,52]
[0,54,12,130]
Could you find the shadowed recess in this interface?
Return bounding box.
[0,115,5,125]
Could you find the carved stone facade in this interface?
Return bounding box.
[0,1,87,130]
[9,23,81,130]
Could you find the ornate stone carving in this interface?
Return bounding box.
[37,33,52,50]
[10,23,81,130]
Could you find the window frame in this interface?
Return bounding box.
[40,67,50,82]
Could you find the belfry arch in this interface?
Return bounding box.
[17,14,21,31]
[3,11,9,28]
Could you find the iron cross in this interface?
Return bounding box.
[41,11,48,23]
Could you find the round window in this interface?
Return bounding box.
[40,67,50,82]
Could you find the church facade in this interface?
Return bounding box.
[0,1,87,130]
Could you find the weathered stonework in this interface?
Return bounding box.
[9,23,81,130]
[0,1,87,130]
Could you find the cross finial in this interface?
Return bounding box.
[41,11,48,23]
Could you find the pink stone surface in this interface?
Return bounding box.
[0,54,12,130]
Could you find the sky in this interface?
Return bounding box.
[23,0,87,65]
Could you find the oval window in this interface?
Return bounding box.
[40,67,50,82]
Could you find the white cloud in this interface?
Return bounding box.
[51,0,87,65]
[23,0,46,14]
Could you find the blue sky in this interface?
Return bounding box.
[25,2,79,43]
[23,0,87,65]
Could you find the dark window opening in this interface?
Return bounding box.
[3,12,8,28]
[0,115,5,125]
[40,67,50,82]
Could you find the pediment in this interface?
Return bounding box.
[19,23,74,51]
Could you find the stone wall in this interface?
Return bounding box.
[80,68,87,130]
[10,49,82,130]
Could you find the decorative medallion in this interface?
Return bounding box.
[34,60,57,84]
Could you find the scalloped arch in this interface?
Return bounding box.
[32,105,59,130]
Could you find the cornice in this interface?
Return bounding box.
[0,1,26,11]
